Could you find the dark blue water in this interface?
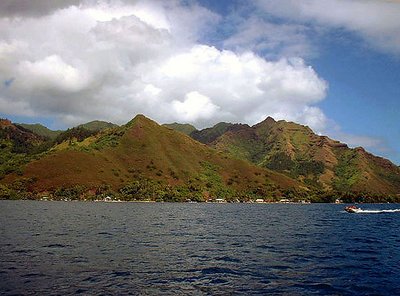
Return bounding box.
[1,201,400,295]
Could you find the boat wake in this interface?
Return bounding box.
[354,209,400,214]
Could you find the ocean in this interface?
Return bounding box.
[1,201,400,295]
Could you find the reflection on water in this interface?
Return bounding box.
[1,201,400,295]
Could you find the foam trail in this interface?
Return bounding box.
[355,209,400,214]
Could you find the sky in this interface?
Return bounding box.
[0,0,399,164]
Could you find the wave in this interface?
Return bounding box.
[355,209,400,214]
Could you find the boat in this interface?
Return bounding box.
[345,205,361,213]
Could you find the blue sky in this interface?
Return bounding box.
[0,0,399,164]
[315,35,400,162]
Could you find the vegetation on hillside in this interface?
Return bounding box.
[17,123,62,140]
[0,115,303,201]
[77,120,118,132]
[196,117,400,196]
[190,122,233,144]
[163,123,197,135]
[1,115,399,202]
[0,120,52,179]
[54,126,97,144]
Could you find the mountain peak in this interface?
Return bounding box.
[0,118,12,128]
[264,116,276,123]
[190,122,234,144]
[253,116,276,128]
[162,122,197,135]
[77,120,117,132]
[126,114,157,127]
[131,114,148,122]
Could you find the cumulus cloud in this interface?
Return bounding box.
[0,0,328,131]
[256,0,400,55]
[157,45,327,115]
[17,55,90,92]
[172,91,220,122]
[0,0,80,17]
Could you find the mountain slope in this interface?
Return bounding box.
[77,120,118,132]
[195,117,400,195]
[3,115,302,201]
[18,120,117,140]
[17,123,62,140]
[0,119,51,180]
[190,122,233,144]
[0,119,46,151]
[162,123,197,135]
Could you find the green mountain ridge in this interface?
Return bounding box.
[0,119,51,180]
[185,117,400,196]
[77,120,118,132]
[18,120,118,139]
[0,115,302,201]
[162,123,197,135]
[1,115,399,202]
[190,122,234,144]
[16,123,62,140]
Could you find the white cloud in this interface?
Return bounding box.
[172,91,219,122]
[0,0,328,132]
[17,55,89,92]
[223,16,315,59]
[149,45,328,128]
[256,0,400,55]
[297,106,328,133]
[0,97,35,117]
[0,0,80,17]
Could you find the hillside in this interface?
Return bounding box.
[77,120,118,132]
[17,123,62,140]
[17,120,116,140]
[1,115,302,201]
[163,123,197,135]
[0,119,51,180]
[194,117,400,195]
[190,122,233,144]
[2,115,399,201]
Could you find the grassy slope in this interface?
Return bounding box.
[12,115,301,196]
[77,120,118,132]
[334,147,400,195]
[190,122,233,144]
[19,121,117,140]
[6,115,398,197]
[205,117,400,195]
[0,120,52,179]
[162,123,197,135]
[17,123,62,139]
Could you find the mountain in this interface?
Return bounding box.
[0,119,51,181]
[1,115,302,201]
[2,115,399,201]
[193,117,400,196]
[39,121,119,145]
[17,120,116,141]
[162,123,197,135]
[0,119,46,149]
[190,122,233,144]
[17,123,62,140]
[77,120,118,132]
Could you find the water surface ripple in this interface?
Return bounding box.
[1,201,400,295]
